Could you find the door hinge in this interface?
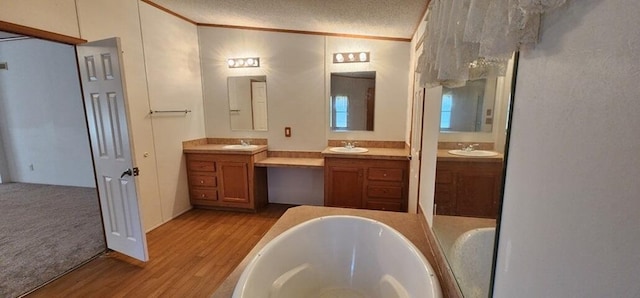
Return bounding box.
[132,167,140,176]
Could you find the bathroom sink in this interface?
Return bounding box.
[448,149,498,157]
[329,147,369,153]
[222,144,259,150]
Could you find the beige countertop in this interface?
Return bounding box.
[182,144,268,155]
[254,157,324,168]
[321,147,410,160]
[211,205,452,297]
[436,149,503,163]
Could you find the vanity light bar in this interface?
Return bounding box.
[227,57,260,68]
[333,52,370,63]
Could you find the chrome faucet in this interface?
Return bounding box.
[240,139,251,146]
[341,141,357,149]
[458,143,479,151]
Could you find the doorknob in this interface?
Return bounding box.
[120,167,140,178]
[121,169,132,178]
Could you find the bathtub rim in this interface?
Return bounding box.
[232,214,443,297]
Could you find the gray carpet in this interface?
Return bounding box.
[0,183,106,297]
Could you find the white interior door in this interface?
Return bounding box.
[76,38,148,262]
[251,81,268,131]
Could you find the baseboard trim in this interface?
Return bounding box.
[145,206,194,233]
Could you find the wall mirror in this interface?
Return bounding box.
[228,76,268,131]
[330,71,376,131]
[431,55,516,297]
[440,77,497,133]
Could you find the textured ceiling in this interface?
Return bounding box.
[149,0,428,39]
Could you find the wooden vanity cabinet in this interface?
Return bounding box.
[185,153,267,211]
[434,160,503,218]
[325,157,408,212]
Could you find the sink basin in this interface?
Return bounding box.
[222,144,259,150]
[329,147,369,153]
[448,149,498,157]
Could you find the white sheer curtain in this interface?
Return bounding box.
[417,0,566,88]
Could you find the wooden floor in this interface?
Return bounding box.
[28,204,294,297]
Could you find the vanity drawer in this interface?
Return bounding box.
[365,200,403,212]
[368,168,403,182]
[189,175,217,187]
[188,160,216,172]
[367,185,402,199]
[191,188,218,201]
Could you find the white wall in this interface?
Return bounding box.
[198,28,326,203]
[494,1,640,297]
[0,0,80,38]
[0,131,9,183]
[326,37,410,142]
[139,2,205,225]
[267,168,324,205]
[0,38,95,187]
[199,27,327,150]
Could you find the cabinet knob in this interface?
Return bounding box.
[200,180,204,184]
[383,173,387,177]
[201,194,206,198]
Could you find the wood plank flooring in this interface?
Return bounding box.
[28,204,294,297]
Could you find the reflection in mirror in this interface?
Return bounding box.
[432,55,516,297]
[440,78,497,133]
[330,71,375,131]
[228,76,268,131]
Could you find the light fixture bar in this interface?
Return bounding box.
[227,57,260,68]
[333,52,370,63]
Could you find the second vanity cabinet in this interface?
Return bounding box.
[434,159,503,218]
[325,157,409,212]
[185,153,268,211]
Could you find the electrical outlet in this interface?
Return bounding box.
[285,127,291,137]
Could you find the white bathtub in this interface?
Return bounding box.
[232,215,442,298]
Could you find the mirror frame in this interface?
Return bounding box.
[488,51,520,296]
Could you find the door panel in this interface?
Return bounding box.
[326,166,364,208]
[219,161,250,203]
[77,38,148,262]
[251,81,268,131]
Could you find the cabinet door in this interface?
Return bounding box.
[218,161,250,204]
[434,167,456,215]
[326,165,364,208]
[455,170,501,218]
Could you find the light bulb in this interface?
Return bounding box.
[246,58,254,66]
[359,52,368,61]
[237,59,245,66]
[335,53,344,63]
[348,53,355,61]
[227,59,235,67]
